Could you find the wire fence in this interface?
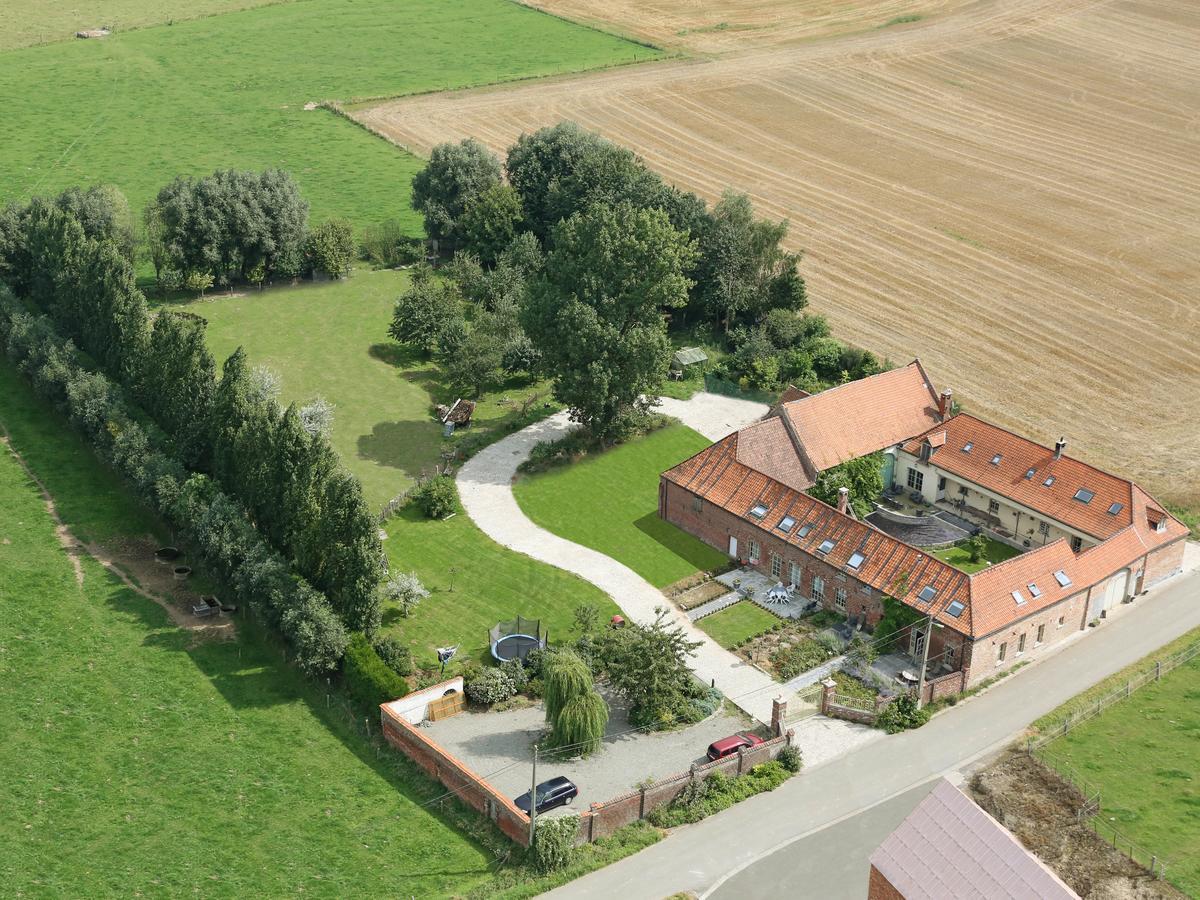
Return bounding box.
[1027,639,1200,752]
[1020,638,1200,882]
[702,374,778,406]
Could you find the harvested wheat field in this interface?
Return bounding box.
[356,0,1200,510]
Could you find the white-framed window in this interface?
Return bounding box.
[1070,536,1083,552]
[1036,624,1046,644]
[988,499,1000,514]
[945,644,956,667]
[1039,521,1050,537]
[770,554,782,579]
[748,540,761,564]
[906,468,924,491]
[1057,615,1065,628]
[1017,633,1026,654]
[691,495,702,514]
[998,642,1007,662]
[812,576,825,601]
[789,562,801,587]
[835,588,847,611]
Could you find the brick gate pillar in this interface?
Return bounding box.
[820,678,837,715]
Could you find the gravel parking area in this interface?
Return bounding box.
[424,689,756,816]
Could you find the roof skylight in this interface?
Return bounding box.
[1027,582,1042,598]
[917,585,937,603]
[946,600,965,618]
[777,515,796,533]
[1024,468,1036,479]
[1073,488,1094,504]
[1054,570,1072,588]
[1011,589,1026,606]
[797,523,813,538]
[817,539,836,555]
[991,454,1002,465]
[847,552,866,570]
[1107,502,1124,516]
[1043,476,1056,487]
[749,503,768,519]
[962,442,974,453]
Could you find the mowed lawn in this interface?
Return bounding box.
[514,425,729,587]
[696,602,779,649]
[0,0,660,230]
[172,270,553,509]
[931,537,1022,574]
[1049,656,1200,896]
[0,363,500,897]
[381,505,618,670]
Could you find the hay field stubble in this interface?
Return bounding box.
[355,0,1200,509]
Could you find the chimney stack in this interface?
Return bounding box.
[837,486,850,514]
[1054,436,1067,460]
[938,388,953,422]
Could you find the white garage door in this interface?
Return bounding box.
[1103,569,1129,612]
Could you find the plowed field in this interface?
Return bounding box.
[354,0,1200,509]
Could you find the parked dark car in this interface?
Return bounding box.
[706,732,765,762]
[515,776,578,816]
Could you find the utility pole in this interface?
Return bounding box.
[528,744,539,846]
[915,613,934,709]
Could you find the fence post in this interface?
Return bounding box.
[1155,661,1161,681]
[737,745,746,775]
[639,785,646,819]
[1126,680,1131,698]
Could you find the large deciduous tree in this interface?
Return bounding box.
[808,451,886,518]
[138,310,216,468]
[411,139,502,250]
[521,202,695,437]
[388,264,464,356]
[594,608,701,727]
[460,183,523,266]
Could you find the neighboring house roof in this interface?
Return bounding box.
[782,361,941,471]
[672,346,708,367]
[870,779,1079,900]
[902,414,1142,540]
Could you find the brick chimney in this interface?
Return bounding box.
[938,388,953,422]
[1054,436,1067,460]
[837,486,850,514]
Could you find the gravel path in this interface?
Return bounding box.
[455,393,787,723]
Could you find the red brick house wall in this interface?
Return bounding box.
[868,864,906,900]
[961,588,1089,687]
[1143,538,1186,590]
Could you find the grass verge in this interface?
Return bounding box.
[514,424,728,587]
[930,537,1022,574]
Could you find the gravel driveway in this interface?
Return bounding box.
[424,690,757,816]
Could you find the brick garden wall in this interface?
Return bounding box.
[576,732,793,844]
[380,706,531,847]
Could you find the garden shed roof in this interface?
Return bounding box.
[672,347,708,367]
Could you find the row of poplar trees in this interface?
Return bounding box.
[0,182,382,632]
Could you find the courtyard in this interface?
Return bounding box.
[424,688,756,816]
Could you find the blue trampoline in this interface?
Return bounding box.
[490,615,547,663]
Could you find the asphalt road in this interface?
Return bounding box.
[551,555,1200,899]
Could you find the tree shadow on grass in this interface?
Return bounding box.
[633,512,727,573]
[356,419,444,481]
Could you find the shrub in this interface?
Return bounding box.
[465,666,518,705]
[382,571,429,618]
[522,647,548,679]
[875,694,930,734]
[532,814,578,874]
[413,475,458,519]
[307,218,355,278]
[372,636,414,677]
[844,635,877,668]
[777,744,803,773]
[343,633,409,711]
[500,657,529,693]
[361,219,422,268]
[812,630,842,655]
[966,532,988,564]
[648,762,792,828]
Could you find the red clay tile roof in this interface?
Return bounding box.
[902,414,1141,540]
[870,779,1079,900]
[735,417,814,492]
[783,361,941,471]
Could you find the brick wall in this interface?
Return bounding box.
[578,732,793,843]
[868,865,906,900]
[662,480,884,626]
[380,706,531,847]
[1143,538,1186,590]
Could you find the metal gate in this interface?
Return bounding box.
[784,684,824,725]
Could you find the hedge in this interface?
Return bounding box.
[0,288,348,674]
[343,633,409,711]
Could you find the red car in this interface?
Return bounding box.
[707,732,765,762]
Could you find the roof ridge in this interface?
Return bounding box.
[780,359,926,410]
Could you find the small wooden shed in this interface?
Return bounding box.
[671,346,708,374]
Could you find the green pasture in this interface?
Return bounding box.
[0,361,501,897]
[513,425,729,587]
[0,0,660,230]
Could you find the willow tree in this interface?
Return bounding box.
[542,649,607,754]
[543,650,591,722]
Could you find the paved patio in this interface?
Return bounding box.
[715,567,816,620]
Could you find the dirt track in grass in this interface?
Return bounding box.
[354,0,1200,509]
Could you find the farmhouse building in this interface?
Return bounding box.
[659,362,1187,698]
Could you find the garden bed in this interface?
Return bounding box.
[672,579,730,611]
[732,615,842,682]
[695,601,779,649]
